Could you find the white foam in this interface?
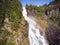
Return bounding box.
[22,7,48,45]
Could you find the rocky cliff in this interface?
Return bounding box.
[0,0,29,45]
[26,0,60,45]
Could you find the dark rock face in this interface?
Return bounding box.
[0,0,5,28]
[45,24,60,45]
[0,0,5,3]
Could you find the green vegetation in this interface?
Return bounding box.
[26,1,60,45]
[5,0,22,30]
[0,38,7,45]
[7,41,15,45]
[0,0,24,45]
[26,5,44,18]
[0,29,11,45]
[0,0,22,30]
[0,0,29,45]
[26,0,60,25]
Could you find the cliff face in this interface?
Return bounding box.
[0,0,29,45]
[26,0,60,45]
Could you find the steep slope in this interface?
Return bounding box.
[26,0,60,45]
[0,0,29,45]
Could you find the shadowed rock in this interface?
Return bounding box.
[45,24,60,45]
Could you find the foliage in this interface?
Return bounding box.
[0,0,23,45]
[0,30,7,45]
[5,0,22,30]
[26,5,44,18]
[26,1,60,26]
[0,29,11,45]
[0,0,22,30]
[7,41,15,45]
[0,38,7,45]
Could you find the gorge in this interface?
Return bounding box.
[0,0,60,45]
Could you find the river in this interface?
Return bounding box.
[22,7,48,45]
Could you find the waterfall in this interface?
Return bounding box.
[22,7,48,45]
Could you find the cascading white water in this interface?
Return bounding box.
[22,7,48,45]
